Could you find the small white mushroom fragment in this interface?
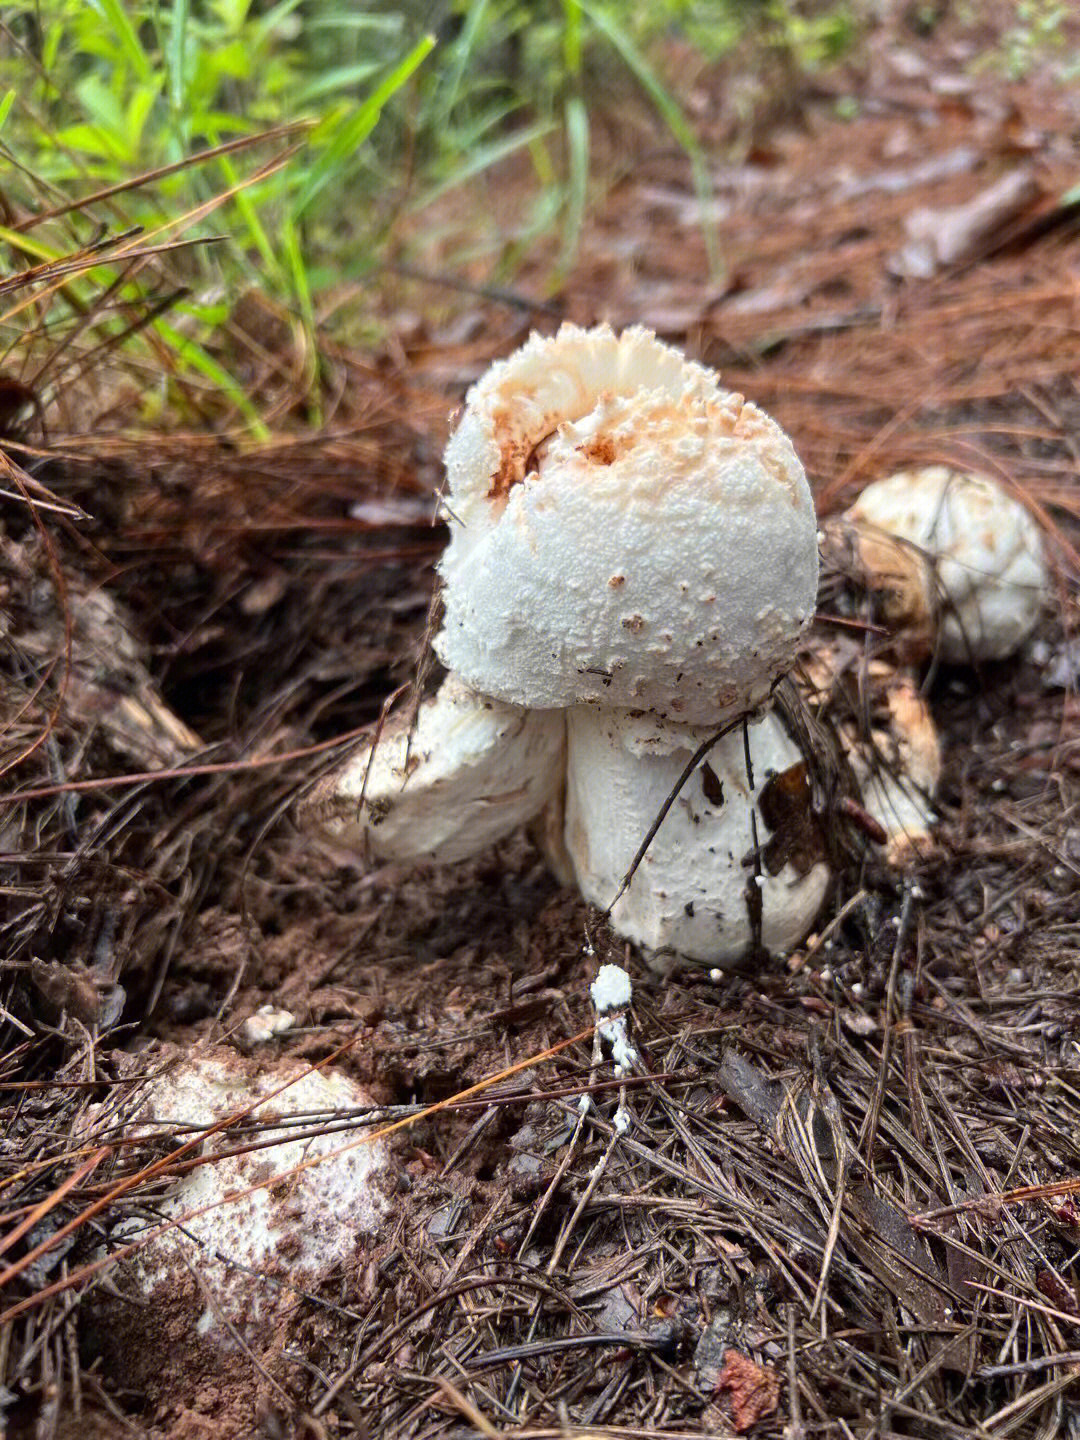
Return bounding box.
[564,708,830,967]
[239,1004,296,1046]
[436,323,819,725]
[300,673,565,864]
[838,466,1047,663]
[98,1047,392,1368]
[798,641,942,867]
[587,963,637,1132]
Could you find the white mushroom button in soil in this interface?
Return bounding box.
[436,323,819,725]
[843,466,1047,663]
[564,707,830,968]
[100,1047,392,1364]
[301,673,565,864]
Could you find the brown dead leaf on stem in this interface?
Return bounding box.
[716,1348,781,1433]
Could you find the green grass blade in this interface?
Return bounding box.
[92,0,155,84]
[165,0,191,127]
[559,94,588,274]
[438,0,492,122]
[580,0,722,281]
[0,91,16,134]
[412,119,556,213]
[215,150,283,282]
[291,32,435,221]
[153,316,269,439]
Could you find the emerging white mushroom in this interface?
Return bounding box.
[301,673,565,864]
[564,707,829,966]
[437,323,819,725]
[839,466,1047,663]
[799,642,942,867]
[852,666,941,866]
[101,1047,392,1351]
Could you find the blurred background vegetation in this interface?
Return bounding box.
[0,1,863,427]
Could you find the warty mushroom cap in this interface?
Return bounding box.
[844,466,1047,663]
[562,705,830,967]
[299,674,566,865]
[436,323,819,726]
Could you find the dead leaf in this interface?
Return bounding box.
[716,1349,780,1433]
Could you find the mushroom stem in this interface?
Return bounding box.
[562,706,829,968]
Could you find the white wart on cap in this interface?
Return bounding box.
[300,674,565,864]
[436,323,819,726]
[844,466,1047,663]
[563,707,829,966]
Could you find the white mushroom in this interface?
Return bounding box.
[853,666,941,866]
[564,707,829,967]
[301,325,826,967]
[301,673,565,864]
[798,641,942,868]
[437,323,819,725]
[97,1047,392,1361]
[839,466,1047,663]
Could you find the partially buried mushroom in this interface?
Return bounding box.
[825,465,1048,664]
[302,324,826,967]
[811,465,1049,865]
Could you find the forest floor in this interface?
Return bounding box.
[3,5,1080,1438]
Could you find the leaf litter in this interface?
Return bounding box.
[2,7,1080,1436]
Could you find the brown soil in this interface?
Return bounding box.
[3,5,1080,1438]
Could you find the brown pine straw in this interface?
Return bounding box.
[0,1027,593,1323]
[3,34,1080,1435]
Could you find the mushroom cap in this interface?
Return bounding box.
[563,705,829,966]
[105,1047,391,1339]
[845,467,1047,663]
[436,324,819,725]
[299,674,566,865]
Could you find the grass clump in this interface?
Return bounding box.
[0,1,857,432]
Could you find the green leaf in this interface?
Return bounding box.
[88,0,155,84]
[291,33,436,221]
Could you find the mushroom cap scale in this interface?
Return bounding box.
[563,705,829,966]
[300,674,566,865]
[437,323,819,725]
